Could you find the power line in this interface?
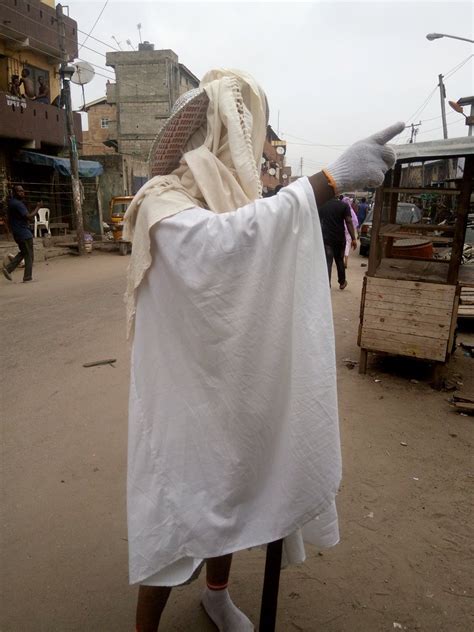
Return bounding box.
[444,53,473,80]
[79,0,110,51]
[5,4,121,54]
[281,132,349,148]
[416,117,465,136]
[4,26,156,95]
[405,54,473,126]
[405,85,439,125]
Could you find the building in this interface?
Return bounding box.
[80,44,199,216]
[105,43,198,192]
[81,96,117,156]
[0,0,85,231]
[261,125,292,195]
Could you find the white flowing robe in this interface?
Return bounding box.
[128,177,342,586]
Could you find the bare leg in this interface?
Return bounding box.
[135,585,172,632]
[206,553,233,587]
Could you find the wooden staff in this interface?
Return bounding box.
[258,538,283,631]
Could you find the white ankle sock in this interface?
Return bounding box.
[201,587,254,632]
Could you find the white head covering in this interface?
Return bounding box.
[123,69,268,338]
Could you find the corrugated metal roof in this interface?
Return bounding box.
[393,136,474,162]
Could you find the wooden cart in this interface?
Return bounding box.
[358,137,474,376]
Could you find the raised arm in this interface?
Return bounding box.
[308,122,405,204]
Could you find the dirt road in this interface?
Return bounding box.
[1,252,472,632]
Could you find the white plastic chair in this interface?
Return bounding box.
[34,207,51,237]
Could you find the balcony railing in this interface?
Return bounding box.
[0,91,82,148]
[0,0,78,61]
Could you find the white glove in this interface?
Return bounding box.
[323,122,405,194]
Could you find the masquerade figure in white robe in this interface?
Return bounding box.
[124,68,404,632]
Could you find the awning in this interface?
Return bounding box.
[16,150,104,177]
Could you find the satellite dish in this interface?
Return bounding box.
[268,168,276,176]
[71,61,95,85]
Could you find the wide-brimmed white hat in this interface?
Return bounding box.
[148,88,210,177]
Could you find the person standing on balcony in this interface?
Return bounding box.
[9,75,21,98]
[36,76,50,104]
[20,68,35,99]
[2,186,42,283]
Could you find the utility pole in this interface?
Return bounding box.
[438,74,448,139]
[409,121,421,143]
[299,157,303,177]
[56,3,85,255]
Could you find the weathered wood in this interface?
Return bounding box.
[367,277,454,294]
[386,165,401,259]
[366,282,455,299]
[364,299,451,318]
[374,258,449,284]
[447,155,474,284]
[451,401,474,415]
[365,291,454,310]
[383,187,461,196]
[83,358,117,368]
[363,314,451,340]
[447,291,460,356]
[364,305,451,325]
[360,330,448,362]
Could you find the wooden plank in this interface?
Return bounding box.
[364,299,451,319]
[379,225,453,242]
[383,256,451,264]
[364,305,452,325]
[380,223,455,234]
[365,291,454,310]
[367,277,454,294]
[451,401,474,415]
[383,187,461,196]
[448,292,460,356]
[360,329,448,362]
[366,282,455,300]
[363,314,451,340]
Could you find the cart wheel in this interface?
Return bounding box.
[119,242,128,256]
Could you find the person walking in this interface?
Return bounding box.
[342,196,359,268]
[319,196,357,289]
[357,196,369,229]
[3,186,42,283]
[124,68,404,632]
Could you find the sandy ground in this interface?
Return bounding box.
[1,251,473,632]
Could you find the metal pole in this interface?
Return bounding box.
[438,74,448,139]
[469,104,473,137]
[56,3,85,255]
[258,539,283,632]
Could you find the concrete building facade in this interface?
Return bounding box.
[103,43,199,192]
[82,97,118,156]
[261,125,292,195]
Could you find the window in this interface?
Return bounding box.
[100,118,109,129]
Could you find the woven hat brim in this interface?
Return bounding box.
[149,90,210,177]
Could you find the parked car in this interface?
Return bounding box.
[359,202,423,256]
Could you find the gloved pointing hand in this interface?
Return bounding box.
[323,122,405,195]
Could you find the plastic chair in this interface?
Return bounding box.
[34,207,51,237]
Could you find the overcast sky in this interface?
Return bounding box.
[68,1,473,175]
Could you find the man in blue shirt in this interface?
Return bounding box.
[357,197,369,228]
[3,185,42,282]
